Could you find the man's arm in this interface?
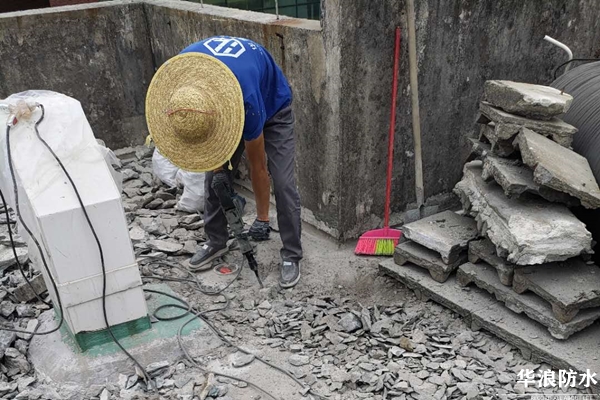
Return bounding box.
[245,133,270,222]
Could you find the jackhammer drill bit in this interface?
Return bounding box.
[212,170,263,287]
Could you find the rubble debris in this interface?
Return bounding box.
[454,161,592,265]
[468,239,517,286]
[380,259,600,394]
[231,352,255,368]
[10,274,47,304]
[515,127,600,209]
[483,80,573,120]
[0,245,27,271]
[465,137,491,162]
[457,262,600,340]
[400,210,478,264]
[512,260,600,323]
[479,123,517,157]
[395,240,467,283]
[0,331,16,358]
[479,102,576,147]
[147,239,183,254]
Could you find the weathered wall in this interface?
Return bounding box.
[330,0,600,239]
[1,0,600,240]
[0,1,154,149]
[143,0,339,235]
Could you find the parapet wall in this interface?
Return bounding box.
[1,0,599,239]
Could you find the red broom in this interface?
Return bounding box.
[355,27,403,256]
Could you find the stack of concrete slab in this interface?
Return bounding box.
[394,210,479,282]
[449,80,600,340]
[384,80,600,341]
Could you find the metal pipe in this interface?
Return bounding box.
[275,0,279,20]
[406,0,424,209]
[544,35,573,72]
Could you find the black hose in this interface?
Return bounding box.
[551,61,600,182]
[0,120,65,336]
[553,58,600,81]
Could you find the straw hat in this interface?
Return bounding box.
[145,53,244,172]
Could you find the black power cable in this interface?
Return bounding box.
[552,58,600,81]
[1,121,65,336]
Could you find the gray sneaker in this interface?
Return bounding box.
[189,243,228,271]
[279,261,301,288]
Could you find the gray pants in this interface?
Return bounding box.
[203,105,303,262]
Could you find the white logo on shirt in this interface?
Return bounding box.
[203,38,246,58]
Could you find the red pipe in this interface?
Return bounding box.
[384,27,401,228]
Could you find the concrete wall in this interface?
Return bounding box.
[1,0,599,240]
[328,0,600,239]
[0,2,154,149]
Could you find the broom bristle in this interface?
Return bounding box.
[355,237,399,255]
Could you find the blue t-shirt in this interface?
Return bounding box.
[181,36,292,141]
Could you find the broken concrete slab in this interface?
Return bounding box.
[465,138,491,163]
[457,262,600,340]
[515,128,600,209]
[454,161,592,265]
[479,102,576,147]
[481,154,577,206]
[147,239,183,253]
[379,259,600,394]
[483,80,573,120]
[512,260,600,323]
[468,239,516,286]
[394,240,467,283]
[10,274,47,303]
[0,245,27,272]
[400,211,478,265]
[479,123,516,157]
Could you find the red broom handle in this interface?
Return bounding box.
[384,27,401,228]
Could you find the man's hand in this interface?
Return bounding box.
[245,133,270,222]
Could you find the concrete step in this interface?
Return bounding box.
[457,262,600,340]
[394,240,466,283]
[400,210,478,265]
[379,259,600,394]
[513,260,600,323]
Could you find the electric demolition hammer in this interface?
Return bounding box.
[211,170,263,287]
